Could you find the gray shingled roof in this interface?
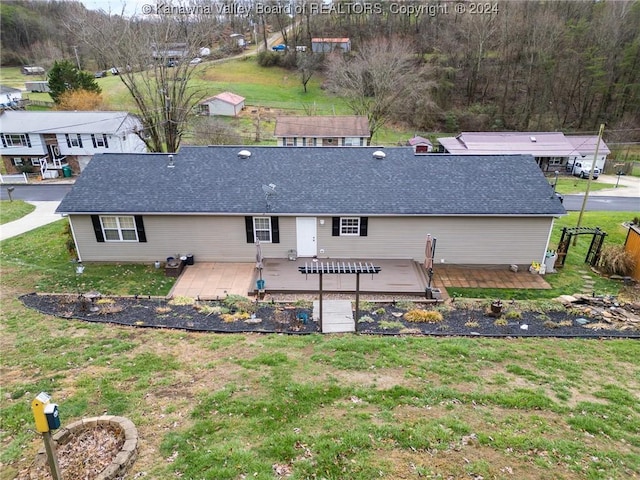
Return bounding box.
[56,146,566,216]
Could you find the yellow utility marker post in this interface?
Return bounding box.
[31,392,63,480]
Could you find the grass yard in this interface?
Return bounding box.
[1,212,640,479]
[552,178,618,194]
[0,200,35,224]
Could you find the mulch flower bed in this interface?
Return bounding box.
[19,293,640,338]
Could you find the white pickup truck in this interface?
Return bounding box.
[567,160,600,179]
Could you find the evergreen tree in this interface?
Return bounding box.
[47,60,101,103]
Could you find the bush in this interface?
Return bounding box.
[598,245,636,276]
[256,51,282,67]
[403,309,443,323]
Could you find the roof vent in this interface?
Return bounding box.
[238,149,251,159]
[530,136,537,142]
[373,150,386,159]
[167,154,175,168]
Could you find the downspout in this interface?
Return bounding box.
[68,216,82,262]
[541,217,556,270]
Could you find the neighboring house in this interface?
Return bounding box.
[407,135,433,154]
[56,146,565,268]
[151,42,188,62]
[0,86,22,108]
[198,92,245,117]
[0,110,147,176]
[437,132,610,172]
[274,116,370,146]
[566,135,610,172]
[311,38,351,53]
[230,33,246,48]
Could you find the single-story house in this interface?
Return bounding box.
[0,110,147,176]
[437,132,610,173]
[311,38,351,53]
[407,135,433,154]
[56,146,566,267]
[0,85,22,108]
[198,92,245,117]
[274,116,370,146]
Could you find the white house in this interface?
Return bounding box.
[0,110,147,177]
[198,92,245,117]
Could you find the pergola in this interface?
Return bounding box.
[298,261,381,332]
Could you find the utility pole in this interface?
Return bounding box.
[573,123,605,245]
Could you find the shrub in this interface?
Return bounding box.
[493,318,508,327]
[155,306,172,314]
[358,315,375,323]
[465,321,480,328]
[504,310,522,320]
[403,309,443,323]
[223,295,256,314]
[379,320,404,330]
[396,300,415,310]
[374,307,386,315]
[598,245,636,276]
[170,296,195,306]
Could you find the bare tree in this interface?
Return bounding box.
[69,12,212,152]
[297,52,322,93]
[325,38,422,141]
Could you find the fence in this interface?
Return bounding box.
[0,173,29,184]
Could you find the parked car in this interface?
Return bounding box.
[570,161,600,179]
[94,70,106,78]
[110,67,119,75]
[272,44,288,51]
[166,60,178,67]
[189,57,202,65]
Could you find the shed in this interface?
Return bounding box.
[311,38,351,53]
[199,92,245,117]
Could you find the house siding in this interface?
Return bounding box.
[71,214,553,266]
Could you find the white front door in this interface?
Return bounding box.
[296,217,317,257]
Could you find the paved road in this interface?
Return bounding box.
[0,184,72,201]
[563,195,639,212]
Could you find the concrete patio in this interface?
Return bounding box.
[168,259,551,300]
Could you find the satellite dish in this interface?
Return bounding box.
[238,149,251,159]
[373,150,386,159]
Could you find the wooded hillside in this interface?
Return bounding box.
[2,0,639,135]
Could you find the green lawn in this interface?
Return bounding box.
[552,177,618,194]
[1,212,639,479]
[0,200,35,224]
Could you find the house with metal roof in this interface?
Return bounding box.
[437,132,610,173]
[198,92,246,117]
[56,146,565,267]
[275,116,370,146]
[0,110,146,178]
